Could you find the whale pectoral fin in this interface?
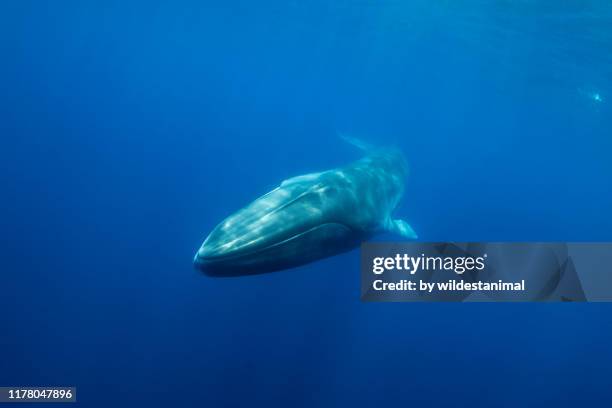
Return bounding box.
[386,219,418,239]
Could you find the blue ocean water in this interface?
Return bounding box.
[1,1,612,406]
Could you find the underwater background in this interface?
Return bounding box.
[2,0,612,406]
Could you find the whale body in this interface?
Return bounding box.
[194,143,417,276]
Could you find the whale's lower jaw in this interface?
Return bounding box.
[194,223,367,277]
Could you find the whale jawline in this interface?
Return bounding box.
[195,222,362,277]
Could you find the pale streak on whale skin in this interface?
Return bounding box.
[194,146,417,276]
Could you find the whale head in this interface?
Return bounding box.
[194,173,362,276]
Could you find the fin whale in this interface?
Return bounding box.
[194,138,417,276]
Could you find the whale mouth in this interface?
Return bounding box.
[195,219,346,264]
[195,229,304,263]
[194,221,358,276]
[194,231,295,272]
